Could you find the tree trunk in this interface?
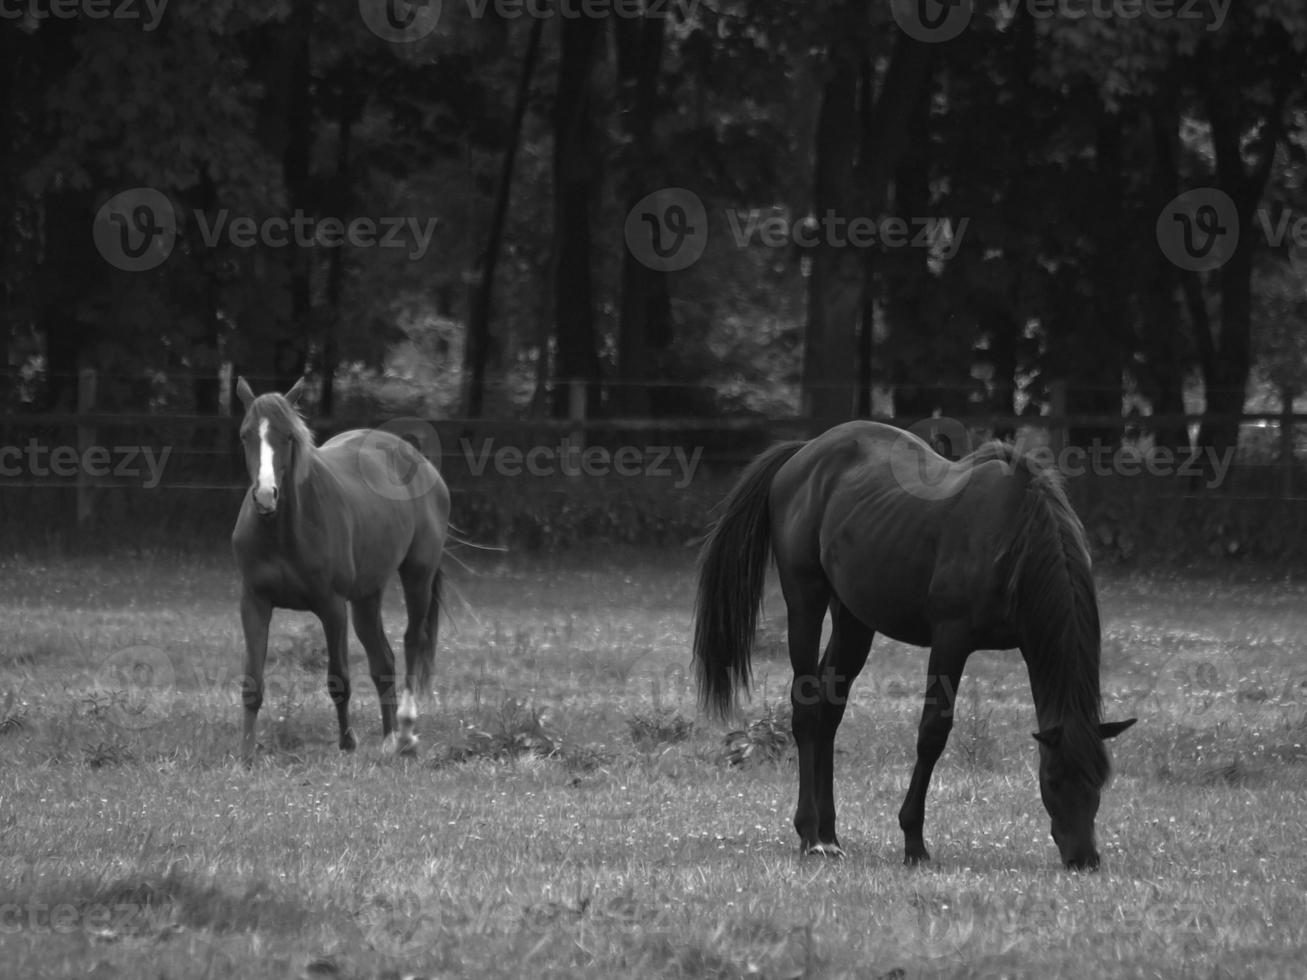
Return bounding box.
[1141,104,1189,451]
[551,14,604,419]
[41,189,99,411]
[0,23,14,408]
[614,12,672,417]
[802,30,862,428]
[883,69,939,421]
[464,16,543,417]
[320,104,357,420]
[803,24,933,428]
[1064,112,1126,450]
[277,0,314,391]
[1193,31,1301,460]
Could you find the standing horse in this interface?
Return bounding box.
[693,421,1135,869]
[231,378,449,762]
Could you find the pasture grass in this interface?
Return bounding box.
[1,549,1306,978]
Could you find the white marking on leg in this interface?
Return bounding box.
[255,417,277,510]
[396,690,418,754]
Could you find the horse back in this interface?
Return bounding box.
[769,421,1027,646]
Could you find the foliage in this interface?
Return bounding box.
[723,701,792,767]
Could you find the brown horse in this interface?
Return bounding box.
[231,378,449,762]
[693,420,1135,869]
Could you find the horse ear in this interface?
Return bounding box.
[1032,726,1061,748]
[236,377,255,408]
[1099,718,1137,740]
[285,377,307,406]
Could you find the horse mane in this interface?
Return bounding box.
[983,441,1109,785]
[247,393,316,484]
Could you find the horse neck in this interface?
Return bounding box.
[1011,490,1103,735]
[269,440,320,550]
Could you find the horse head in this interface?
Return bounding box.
[236,377,308,517]
[1033,717,1136,869]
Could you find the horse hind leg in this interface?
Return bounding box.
[812,600,874,855]
[349,592,409,756]
[781,573,831,856]
[393,566,439,754]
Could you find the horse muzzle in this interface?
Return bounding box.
[1063,848,1100,871]
[253,486,278,515]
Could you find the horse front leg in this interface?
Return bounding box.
[239,590,272,765]
[898,623,969,865]
[319,599,355,752]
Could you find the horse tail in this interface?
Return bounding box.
[693,440,806,720]
[414,566,442,700]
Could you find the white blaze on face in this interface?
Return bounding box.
[254,417,277,510]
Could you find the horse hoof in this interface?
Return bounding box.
[339,729,358,752]
[383,732,419,757]
[804,842,845,859]
[904,850,931,867]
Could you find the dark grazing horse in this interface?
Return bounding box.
[231,378,449,762]
[693,420,1135,869]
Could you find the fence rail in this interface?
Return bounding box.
[3,410,1307,526]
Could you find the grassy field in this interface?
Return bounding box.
[1,548,1306,979]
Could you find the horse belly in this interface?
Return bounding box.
[840,587,934,648]
[245,562,317,611]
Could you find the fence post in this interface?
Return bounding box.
[76,367,97,524]
[1047,379,1067,459]
[568,378,586,450]
[1280,386,1295,500]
